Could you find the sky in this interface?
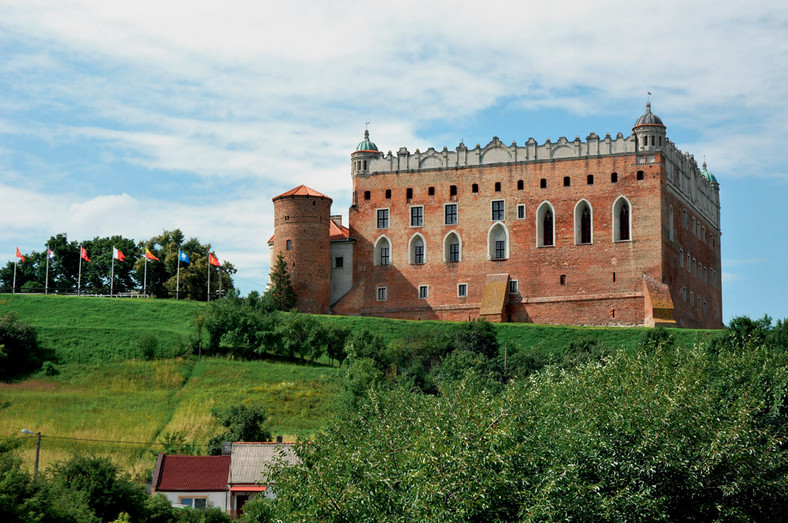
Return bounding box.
[1,0,786,324]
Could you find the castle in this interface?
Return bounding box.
[269,103,722,328]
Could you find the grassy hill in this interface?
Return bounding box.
[1,294,720,478]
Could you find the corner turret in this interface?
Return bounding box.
[351,129,381,177]
[633,102,667,152]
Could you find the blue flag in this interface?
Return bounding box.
[179,250,190,263]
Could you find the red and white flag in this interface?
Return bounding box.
[113,247,126,262]
[80,246,91,262]
[15,247,25,262]
[208,252,220,267]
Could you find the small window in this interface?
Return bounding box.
[334,256,343,268]
[491,200,505,221]
[364,191,371,200]
[457,283,467,297]
[494,240,506,259]
[472,183,479,194]
[410,206,424,227]
[690,291,694,305]
[587,174,594,185]
[418,285,429,299]
[450,185,457,197]
[517,204,525,220]
[445,203,458,225]
[611,172,618,183]
[428,186,435,196]
[495,182,501,192]
[406,188,413,200]
[563,176,570,187]
[377,287,387,301]
[509,280,518,294]
[560,274,566,285]
[179,497,208,509]
[612,272,616,282]
[540,178,547,189]
[517,180,524,190]
[376,209,389,229]
[385,189,391,199]
[687,253,691,271]
[679,248,684,267]
[286,239,292,251]
[637,170,644,181]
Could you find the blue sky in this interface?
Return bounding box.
[1,1,786,323]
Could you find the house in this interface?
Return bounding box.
[151,453,231,511]
[228,442,299,517]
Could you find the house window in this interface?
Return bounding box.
[587,174,594,185]
[679,248,684,267]
[419,285,429,299]
[637,170,644,181]
[458,283,467,297]
[491,200,505,221]
[410,206,424,227]
[334,256,343,268]
[445,203,458,225]
[509,280,518,294]
[376,209,389,229]
[574,200,592,245]
[613,272,617,282]
[428,186,435,196]
[364,191,371,200]
[374,237,391,266]
[613,197,631,242]
[683,209,688,227]
[286,239,292,251]
[410,234,425,265]
[377,286,387,301]
[495,181,501,192]
[540,178,547,189]
[517,180,524,190]
[560,274,566,285]
[537,202,554,247]
[687,253,691,271]
[611,172,618,183]
[179,497,208,509]
[495,241,506,259]
[517,204,525,220]
[385,189,391,199]
[472,183,479,194]
[563,176,570,187]
[445,232,461,262]
[488,223,508,260]
[450,185,457,197]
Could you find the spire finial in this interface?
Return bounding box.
[364,122,370,141]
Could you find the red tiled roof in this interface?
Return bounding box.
[272,184,331,201]
[329,219,350,241]
[155,455,230,491]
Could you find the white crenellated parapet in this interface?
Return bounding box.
[366,132,637,174]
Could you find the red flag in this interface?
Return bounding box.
[15,247,25,262]
[145,248,159,261]
[208,253,220,267]
[113,247,126,262]
[80,246,91,262]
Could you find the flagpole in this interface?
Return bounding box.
[176,256,180,300]
[78,244,82,296]
[111,251,115,296]
[45,245,50,295]
[207,254,211,303]
[144,256,147,297]
[13,259,17,294]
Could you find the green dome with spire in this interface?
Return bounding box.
[355,129,379,152]
[701,161,719,184]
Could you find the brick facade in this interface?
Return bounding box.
[271,106,723,328]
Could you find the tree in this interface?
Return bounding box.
[207,404,272,455]
[0,313,48,380]
[267,253,296,311]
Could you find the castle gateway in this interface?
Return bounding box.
[269,104,722,328]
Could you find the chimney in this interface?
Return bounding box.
[276,435,283,444]
[221,442,232,455]
[330,215,342,227]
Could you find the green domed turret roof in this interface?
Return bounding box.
[701,161,718,184]
[355,129,379,152]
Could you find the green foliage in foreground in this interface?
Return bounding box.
[0,312,50,380]
[254,330,788,522]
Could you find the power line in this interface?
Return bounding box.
[18,434,209,450]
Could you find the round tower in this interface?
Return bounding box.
[351,129,381,178]
[272,185,332,314]
[633,101,667,152]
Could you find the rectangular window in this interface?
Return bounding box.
[450,185,457,197]
[364,191,371,200]
[508,280,518,293]
[457,283,467,297]
[540,178,547,188]
[517,204,525,219]
[385,189,391,199]
[611,172,618,183]
[376,209,389,229]
[444,203,458,225]
[449,243,460,263]
[687,253,691,271]
[679,248,684,267]
[377,286,387,301]
[410,206,424,227]
[472,183,479,194]
[286,239,292,251]
[380,247,390,266]
[491,200,505,221]
[334,256,343,268]
[637,170,644,180]
[406,187,413,200]
[495,240,505,259]
[414,245,424,264]
[428,186,435,196]
[179,497,208,509]
[418,285,429,299]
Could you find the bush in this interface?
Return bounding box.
[0,313,46,380]
[137,334,159,360]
